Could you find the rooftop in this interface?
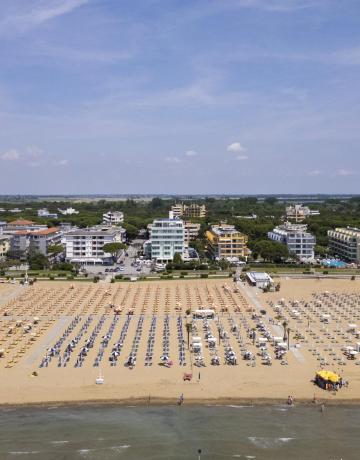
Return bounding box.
[8,219,35,226]
[66,228,121,236]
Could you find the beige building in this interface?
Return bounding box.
[184,222,201,246]
[171,203,206,219]
[205,224,249,260]
[286,204,320,222]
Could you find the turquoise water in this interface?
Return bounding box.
[0,405,359,459]
[322,259,347,268]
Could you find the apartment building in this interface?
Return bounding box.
[171,203,206,219]
[327,227,360,263]
[29,228,62,255]
[58,207,79,215]
[286,204,320,222]
[206,224,249,261]
[102,211,124,225]
[38,208,58,219]
[10,227,62,257]
[4,220,48,234]
[184,221,201,246]
[268,222,316,260]
[147,212,185,262]
[63,226,125,264]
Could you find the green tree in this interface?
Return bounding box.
[28,252,49,270]
[47,244,64,256]
[173,252,182,265]
[102,242,127,259]
[253,240,289,263]
[185,322,192,349]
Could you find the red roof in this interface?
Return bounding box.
[33,227,59,236]
[15,227,59,236]
[9,219,35,226]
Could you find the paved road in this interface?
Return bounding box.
[84,244,152,278]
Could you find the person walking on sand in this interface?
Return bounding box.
[178,393,184,405]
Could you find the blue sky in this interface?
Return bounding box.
[0,0,360,194]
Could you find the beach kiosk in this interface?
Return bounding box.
[315,370,341,391]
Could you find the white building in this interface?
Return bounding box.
[327,227,360,263]
[58,207,79,215]
[102,211,124,225]
[268,222,316,260]
[38,208,58,218]
[247,272,273,288]
[286,204,320,222]
[62,226,125,265]
[147,212,185,262]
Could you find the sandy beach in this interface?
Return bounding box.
[0,278,359,406]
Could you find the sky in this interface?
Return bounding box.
[0,0,360,195]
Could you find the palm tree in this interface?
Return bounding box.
[287,327,291,350]
[282,320,288,342]
[251,327,256,345]
[185,322,192,349]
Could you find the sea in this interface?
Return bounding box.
[0,405,358,460]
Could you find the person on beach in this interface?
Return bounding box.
[178,393,184,405]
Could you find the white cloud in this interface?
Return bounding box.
[26,145,43,158]
[236,154,248,161]
[1,0,89,34]
[185,150,198,157]
[1,149,20,161]
[226,0,325,12]
[307,169,322,176]
[337,169,356,177]
[227,142,246,152]
[165,156,181,163]
[54,159,69,166]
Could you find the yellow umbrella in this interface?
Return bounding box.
[316,370,340,383]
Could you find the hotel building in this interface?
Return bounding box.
[205,224,249,260]
[327,227,360,263]
[268,222,316,260]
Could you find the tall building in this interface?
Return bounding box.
[62,226,125,265]
[286,204,320,222]
[205,224,249,260]
[171,203,206,219]
[327,227,360,263]
[148,212,185,262]
[268,222,316,260]
[102,211,124,225]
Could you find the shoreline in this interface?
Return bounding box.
[2,396,360,410]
